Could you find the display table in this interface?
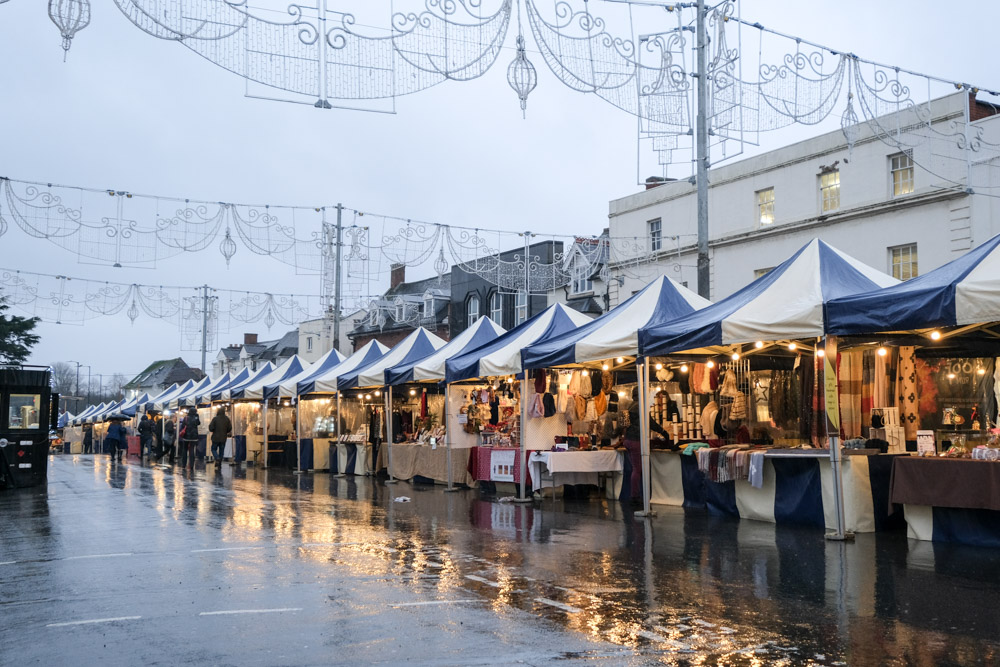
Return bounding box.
[528,450,623,493]
[891,457,1000,545]
[468,447,530,486]
[379,442,473,485]
[331,441,370,475]
[246,433,264,464]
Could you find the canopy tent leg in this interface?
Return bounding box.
[635,358,656,518]
[262,401,269,470]
[444,387,459,493]
[385,386,397,484]
[334,392,345,477]
[513,376,531,503]
[294,398,304,475]
[823,336,853,541]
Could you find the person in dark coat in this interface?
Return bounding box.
[159,417,176,464]
[105,419,127,463]
[83,424,93,454]
[616,388,671,502]
[138,414,154,459]
[180,408,200,470]
[207,407,232,467]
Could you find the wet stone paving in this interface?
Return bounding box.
[2,455,1000,666]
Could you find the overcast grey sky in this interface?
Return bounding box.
[2,0,999,386]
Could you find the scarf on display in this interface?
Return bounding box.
[838,348,863,440]
[861,349,875,424]
[897,346,919,440]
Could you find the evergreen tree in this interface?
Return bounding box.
[0,298,40,364]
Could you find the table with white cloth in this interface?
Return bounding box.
[528,450,624,494]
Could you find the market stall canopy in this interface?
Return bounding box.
[148,380,192,412]
[385,317,506,386]
[207,367,250,401]
[638,239,898,356]
[446,303,593,383]
[170,375,214,408]
[266,348,345,399]
[339,328,447,390]
[119,392,151,418]
[522,275,711,369]
[71,402,101,425]
[57,411,72,428]
[238,355,308,401]
[93,400,124,423]
[295,340,389,396]
[192,371,232,405]
[827,233,1000,335]
[221,362,275,400]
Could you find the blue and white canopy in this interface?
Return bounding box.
[220,362,275,400]
[827,233,1000,334]
[71,402,102,425]
[94,400,123,422]
[294,340,389,396]
[119,392,151,418]
[57,411,72,428]
[266,348,346,399]
[638,239,898,356]
[171,376,213,408]
[207,368,251,402]
[522,276,710,368]
[386,317,505,386]
[339,328,446,390]
[192,372,232,405]
[146,380,190,412]
[238,355,308,401]
[446,303,592,383]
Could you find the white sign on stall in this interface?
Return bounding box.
[490,449,516,482]
[916,430,936,455]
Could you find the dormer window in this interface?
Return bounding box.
[395,301,405,321]
[424,294,434,318]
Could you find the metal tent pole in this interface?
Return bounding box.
[262,400,269,470]
[294,398,303,475]
[635,358,656,518]
[385,387,397,484]
[334,392,345,477]
[824,336,852,541]
[513,376,531,503]
[444,386,459,493]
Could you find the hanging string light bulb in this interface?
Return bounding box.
[506,2,536,118]
[48,0,91,60]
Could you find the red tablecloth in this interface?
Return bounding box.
[468,447,532,486]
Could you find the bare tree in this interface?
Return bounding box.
[50,361,78,397]
[108,373,128,400]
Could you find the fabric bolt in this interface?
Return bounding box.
[897,346,919,440]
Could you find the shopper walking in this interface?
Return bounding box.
[160,417,176,464]
[105,419,127,463]
[179,407,200,470]
[138,413,154,459]
[208,407,232,469]
[82,424,93,454]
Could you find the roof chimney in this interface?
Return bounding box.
[244,333,258,345]
[390,263,406,289]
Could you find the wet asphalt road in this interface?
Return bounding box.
[2,455,1000,666]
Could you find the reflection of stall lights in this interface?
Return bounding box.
[816,349,825,358]
[755,341,764,349]
[616,357,624,364]
[602,363,609,371]
[654,363,663,370]
[930,330,942,341]
[581,370,589,377]
[947,373,956,380]
[409,389,417,396]
[618,391,625,398]
[706,361,715,369]
[788,343,797,351]
[680,364,689,373]
[877,347,888,357]
[731,353,740,361]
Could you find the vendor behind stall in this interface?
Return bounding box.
[617,387,672,502]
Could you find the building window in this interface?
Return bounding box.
[570,259,593,295]
[820,171,840,212]
[515,291,528,325]
[757,188,775,226]
[467,294,480,324]
[649,218,662,252]
[489,291,502,323]
[891,152,914,197]
[889,243,918,280]
[754,267,775,279]
[423,295,434,318]
[369,309,378,326]
[395,302,405,322]
[306,337,313,352]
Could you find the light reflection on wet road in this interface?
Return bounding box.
[2,455,999,666]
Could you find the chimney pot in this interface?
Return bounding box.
[244,333,258,344]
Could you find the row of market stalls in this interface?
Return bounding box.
[60,235,1000,546]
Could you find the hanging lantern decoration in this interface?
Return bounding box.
[127,298,139,325]
[48,0,91,60]
[219,227,237,267]
[507,34,537,118]
[264,307,276,330]
[434,244,448,283]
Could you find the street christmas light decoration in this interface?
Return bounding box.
[507,34,537,117]
[48,0,91,59]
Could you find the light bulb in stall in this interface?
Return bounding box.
[947,373,956,380]
[618,391,625,398]
[731,353,740,361]
[654,363,663,370]
[788,343,797,351]
[877,347,887,357]
[374,390,381,397]
[817,349,825,358]
[930,330,942,341]
[706,361,715,369]
[602,363,609,371]
[409,389,417,396]
[364,394,371,400]
[755,341,764,349]
[581,370,589,377]
[680,364,689,373]
[616,357,624,364]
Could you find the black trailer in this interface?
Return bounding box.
[0,365,57,489]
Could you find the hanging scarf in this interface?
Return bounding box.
[897,346,919,440]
